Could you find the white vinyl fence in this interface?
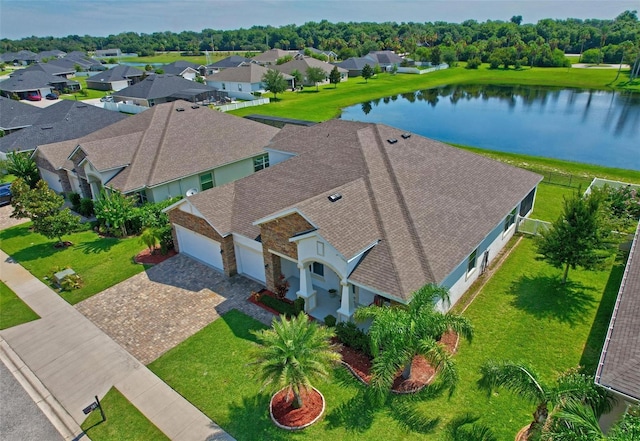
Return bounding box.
[516,216,551,236]
[215,98,270,112]
[396,64,449,74]
[104,102,148,114]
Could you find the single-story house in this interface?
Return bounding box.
[37,50,67,60]
[252,49,292,66]
[112,74,217,107]
[0,50,39,65]
[0,70,80,100]
[94,48,122,58]
[0,96,43,134]
[165,119,542,322]
[23,61,76,79]
[206,55,253,74]
[335,56,378,77]
[34,100,280,202]
[0,100,126,160]
[86,65,145,91]
[205,64,293,100]
[47,55,105,72]
[296,48,338,61]
[274,57,348,87]
[162,61,205,79]
[366,50,404,70]
[595,220,640,425]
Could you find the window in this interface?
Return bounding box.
[467,249,478,275]
[221,83,226,90]
[238,83,242,91]
[253,154,269,172]
[200,172,213,190]
[504,208,517,232]
[310,262,324,277]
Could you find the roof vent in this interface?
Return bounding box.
[401,133,411,139]
[176,107,185,112]
[191,105,199,109]
[41,125,53,130]
[387,138,398,144]
[328,193,342,202]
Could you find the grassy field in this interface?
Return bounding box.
[228,64,639,122]
[0,223,147,304]
[0,280,39,329]
[119,51,248,65]
[81,387,169,441]
[58,76,109,99]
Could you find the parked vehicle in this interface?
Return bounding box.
[100,95,114,102]
[0,183,12,206]
[26,93,41,101]
[45,93,59,100]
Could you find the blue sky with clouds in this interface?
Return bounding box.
[1,0,637,40]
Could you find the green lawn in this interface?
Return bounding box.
[150,238,621,441]
[58,76,110,100]
[0,280,39,329]
[81,387,168,441]
[0,223,147,304]
[229,65,639,122]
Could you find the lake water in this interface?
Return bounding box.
[340,85,640,170]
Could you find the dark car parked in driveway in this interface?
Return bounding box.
[45,93,59,100]
[0,183,12,206]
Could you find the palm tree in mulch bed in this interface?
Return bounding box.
[251,312,341,428]
[477,362,612,440]
[354,284,474,399]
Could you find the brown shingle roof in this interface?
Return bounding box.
[184,119,542,302]
[206,64,292,83]
[596,221,640,401]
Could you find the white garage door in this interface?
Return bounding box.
[235,244,266,283]
[40,168,64,193]
[175,225,223,270]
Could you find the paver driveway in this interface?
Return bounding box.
[76,254,275,365]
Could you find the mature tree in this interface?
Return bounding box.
[261,68,287,100]
[251,313,341,408]
[305,66,326,91]
[328,66,341,88]
[94,189,135,237]
[361,63,374,82]
[478,362,610,437]
[290,69,302,88]
[34,208,80,245]
[6,151,40,188]
[536,190,610,283]
[355,284,473,397]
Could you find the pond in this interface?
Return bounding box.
[340,85,640,170]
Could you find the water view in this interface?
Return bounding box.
[340,85,640,170]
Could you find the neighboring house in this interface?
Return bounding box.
[205,64,293,100]
[86,65,145,91]
[112,74,217,107]
[165,119,542,322]
[335,56,378,77]
[37,50,67,60]
[296,47,338,61]
[252,49,292,66]
[162,61,205,79]
[0,70,80,100]
[0,50,39,65]
[48,55,105,72]
[0,96,43,134]
[23,61,76,79]
[274,57,348,87]
[206,55,253,74]
[0,100,126,161]
[366,50,404,70]
[95,48,122,58]
[34,100,280,201]
[595,220,640,422]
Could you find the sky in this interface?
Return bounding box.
[0,0,637,40]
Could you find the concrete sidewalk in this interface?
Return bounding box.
[0,250,234,441]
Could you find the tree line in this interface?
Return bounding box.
[1,10,638,65]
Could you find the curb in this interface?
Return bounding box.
[0,338,90,441]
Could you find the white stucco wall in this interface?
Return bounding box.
[267,149,296,166]
[296,234,347,284]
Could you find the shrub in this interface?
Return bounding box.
[259,295,296,317]
[336,321,372,357]
[293,297,305,315]
[79,198,94,217]
[69,192,81,210]
[466,57,482,69]
[60,274,83,291]
[324,314,337,327]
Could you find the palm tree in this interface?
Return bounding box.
[354,284,473,395]
[478,362,611,435]
[251,313,341,408]
[543,402,639,441]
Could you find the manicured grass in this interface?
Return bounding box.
[119,51,246,65]
[0,280,39,329]
[58,76,107,100]
[150,238,622,441]
[0,223,147,304]
[81,387,169,441]
[229,65,639,122]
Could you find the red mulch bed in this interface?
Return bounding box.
[271,387,324,429]
[134,248,177,265]
[338,330,459,393]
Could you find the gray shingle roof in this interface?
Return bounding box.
[0,96,42,131]
[367,51,404,65]
[184,119,542,301]
[86,65,145,84]
[207,56,252,69]
[207,64,293,83]
[113,74,215,100]
[162,61,203,76]
[37,100,279,193]
[0,100,127,154]
[336,57,376,70]
[24,62,75,77]
[596,221,640,402]
[252,49,291,64]
[0,70,78,92]
[275,57,347,76]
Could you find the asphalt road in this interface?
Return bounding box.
[0,360,63,441]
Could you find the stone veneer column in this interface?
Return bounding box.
[336,280,354,322]
[264,252,281,293]
[296,263,317,311]
[220,236,237,277]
